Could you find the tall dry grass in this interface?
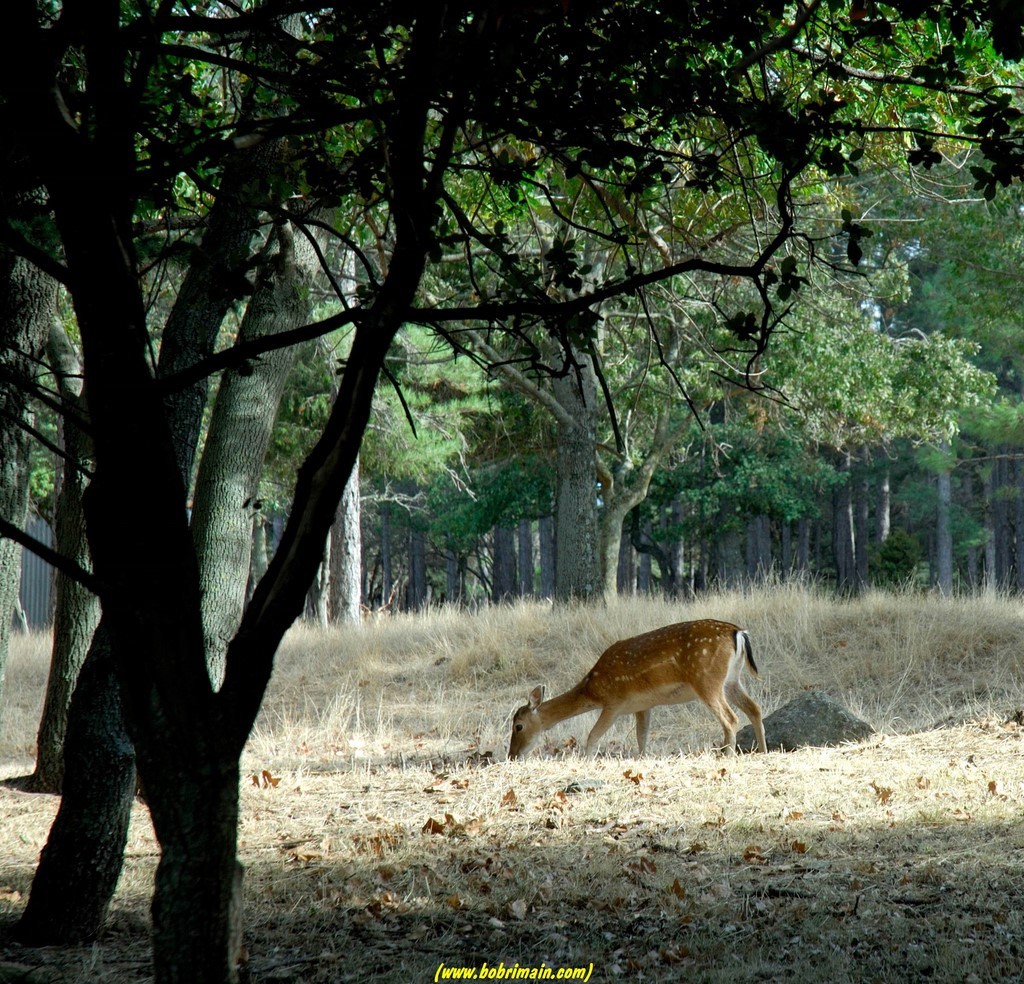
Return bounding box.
[247,585,1024,768]
[2,587,1023,983]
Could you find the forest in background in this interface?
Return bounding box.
[26,167,1023,612]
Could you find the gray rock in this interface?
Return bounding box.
[736,690,874,752]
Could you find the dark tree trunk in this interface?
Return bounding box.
[150,767,243,984]
[17,625,134,943]
[660,498,685,596]
[492,524,517,603]
[380,502,394,609]
[963,470,980,590]
[0,246,55,717]
[445,549,463,604]
[407,523,427,611]
[855,455,870,588]
[936,444,953,595]
[1015,457,1024,592]
[984,465,998,593]
[745,515,772,584]
[552,356,600,602]
[30,324,99,793]
[517,519,534,597]
[993,455,1012,587]
[796,518,811,578]
[616,524,634,595]
[637,518,654,592]
[538,515,556,599]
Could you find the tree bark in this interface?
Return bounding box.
[855,454,870,588]
[189,218,318,684]
[983,465,997,594]
[877,469,892,544]
[833,452,858,595]
[380,502,394,609]
[156,141,282,488]
[492,524,517,602]
[746,514,772,583]
[30,324,100,792]
[329,458,363,623]
[552,358,600,602]
[661,498,685,597]
[17,625,135,943]
[538,514,556,599]
[517,518,534,597]
[407,522,428,610]
[936,443,953,595]
[616,525,634,595]
[0,246,55,718]
[993,455,1012,587]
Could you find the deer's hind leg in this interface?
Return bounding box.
[725,680,767,753]
[702,693,741,755]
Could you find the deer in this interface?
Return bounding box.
[508,619,768,760]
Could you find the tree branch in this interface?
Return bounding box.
[0,516,104,596]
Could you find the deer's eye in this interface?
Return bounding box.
[515,723,523,732]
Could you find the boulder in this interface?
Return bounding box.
[736,690,874,752]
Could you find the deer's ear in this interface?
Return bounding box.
[528,686,545,709]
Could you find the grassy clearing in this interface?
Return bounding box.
[1,587,1024,982]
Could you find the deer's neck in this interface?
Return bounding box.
[540,684,599,729]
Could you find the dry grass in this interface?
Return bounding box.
[2,587,1024,983]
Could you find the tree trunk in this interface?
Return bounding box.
[963,469,980,590]
[780,522,793,578]
[150,766,244,984]
[877,469,891,544]
[745,514,772,583]
[855,454,870,588]
[936,443,953,595]
[30,324,100,792]
[445,549,462,604]
[993,455,1012,587]
[329,458,363,623]
[552,358,600,603]
[538,515,556,599]
[0,246,55,717]
[492,524,517,602]
[17,625,135,943]
[661,498,685,597]
[833,452,858,595]
[1016,458,1024,591]
[983,465,997,594]
[517,519,534,597]
[407,523,427,611]
[306,543,331,626]
[637,518,654,592]
[380,502,394,609]
[190,218,318,684]
[616,524,635,595]
[156,141,282,488]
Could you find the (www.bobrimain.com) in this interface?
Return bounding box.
[435,961,594,981]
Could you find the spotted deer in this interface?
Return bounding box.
[508,619,767,759]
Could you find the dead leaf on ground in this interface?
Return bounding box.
[870,781,894,805]
[251,769,281,789]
